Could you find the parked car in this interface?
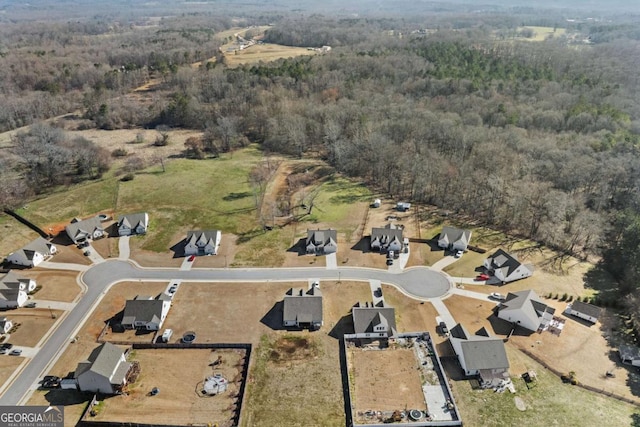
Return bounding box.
[0,348,7,355]
[24,302,37,308]
[42,377,60,389]
[168,285,178,294]
[188,255,196,262]
[475,273,490,281]
[9,349,22,356]
[0,343,13,350]
[386,258,394,266]
[83,250,91,256]
[439,321,449,336]
[43,375,61,383]
[454,250,464,258]
[387,250,395,259]
[490,292,506,301]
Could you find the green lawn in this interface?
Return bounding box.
[450,346,639,427]
[302,175,371,242]
[18,179,119,225]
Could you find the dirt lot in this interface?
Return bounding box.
[349,347,425,411]
[44,242,92,266]
[0,355,23,387]
[164,280,372,345]
[18,270,82,302]
[4,309,63,347]
[94,349,244,427]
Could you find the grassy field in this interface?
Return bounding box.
[0,213,40,258]
[518,26,567,41]
[448,345,639,427]
[224,43,316,68]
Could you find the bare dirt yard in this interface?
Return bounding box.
[0,356,24,387]
[164,280,372,345]
[349,347,425,411]
[93,349,244,427]
[19,270,83,302]
[4,309,63,347]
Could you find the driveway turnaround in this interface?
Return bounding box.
[0,259,452,406]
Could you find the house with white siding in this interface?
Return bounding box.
[65,217,105,244]
[75,343,131,394]
[497,290,555,332]
[117,213,149,236]
[184,230,221,256]
[6,237,56,267]
[0,271,36,309]
[121,294,172,331]
[483,249,533,284]
[438,226,472,251]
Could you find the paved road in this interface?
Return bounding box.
[0,259,452,405]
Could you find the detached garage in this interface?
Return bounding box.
[564,300,601,324]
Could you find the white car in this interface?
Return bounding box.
[454,250,464,258]
[490,292,506,301]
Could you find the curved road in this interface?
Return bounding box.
[0,260,451,405]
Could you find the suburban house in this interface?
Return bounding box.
[564,300,601,324]
[483,249,534,283]
[65,217,105,244]
[184,230,221,256]
[117,212,149,236]
[496,289,555,332]
[438,226,472,251]
[0,317,13,334]
[6,237,56,267]
[0,272,36,309]
[75,342,132,394]
[620,345,640,367]
[352,301,397,339]
[282,282,323,330]
[305,229,337,255]
[449,323,510,387]
[121,294,172,331]
[370,224,403,253]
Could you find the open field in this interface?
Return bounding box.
[19,270,82,302]
[93,349,244,427]
[349,347,425,411]
[518,26,567,41]
[224,43,316,67]
[4,309,63,347]
[446,344,639,427]
[0,214,40,259]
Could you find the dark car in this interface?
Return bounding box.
[439,321,449,336]
[0,343,13,350]
[42,379,60,389]
[43,375,61,383]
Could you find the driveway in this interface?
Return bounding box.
[326,253,337,269]
[430,255,459,272]
[118,236,130,260]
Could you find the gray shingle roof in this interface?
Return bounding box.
[122,297,164,325]
[451,323,509,371]
[439,226,472,248]
[117,212,148,229]
[569,300,601,319]
[76,343,129,383]
[352,303,397,335]
[371,224,403,245]
[22,237,55,256]
[283,285,323,324]
[499,289,555,328]
[65,217,103,242]
[486,249,522,276]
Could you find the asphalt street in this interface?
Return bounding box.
[0,259,452,405]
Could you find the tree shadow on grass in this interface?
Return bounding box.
[631,413,640,427]
[236,229,266,245]
[222,191,252,201]
[583,261,620,303]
